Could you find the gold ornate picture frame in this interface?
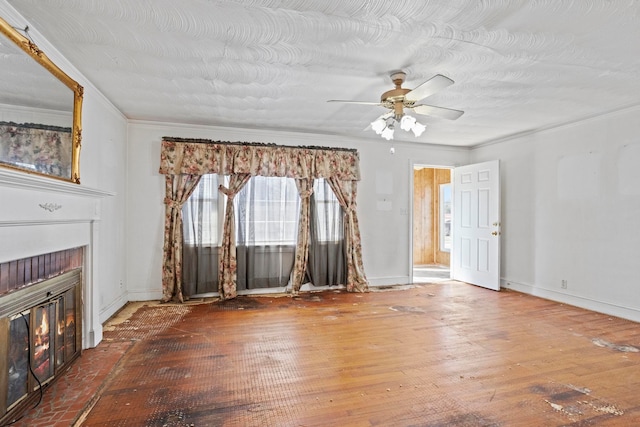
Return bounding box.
[0,16,83,184]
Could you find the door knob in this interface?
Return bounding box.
[491,231,499,236]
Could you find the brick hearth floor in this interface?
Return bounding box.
[7,341,133,427]
[6,300,190,427]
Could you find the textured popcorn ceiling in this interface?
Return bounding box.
[6,0,640,146]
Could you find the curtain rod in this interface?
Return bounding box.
[162,136,358,153]
[0,121,72,133]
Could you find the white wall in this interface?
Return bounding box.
[81,87,129,323]
[0,1,129,334]
[471,105,640,321]
[126,121,470,299]
[358,140,469,285]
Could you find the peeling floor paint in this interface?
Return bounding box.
[592,338,640,352]
[539,383,624,422]
[389,305,426,314]
[567,384,591,394]
[545,399,624,419]
[584,401,625,416]
[544,399,583,417]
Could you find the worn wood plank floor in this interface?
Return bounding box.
[79,282,640,426]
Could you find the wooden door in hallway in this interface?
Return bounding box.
[413,166,451,267]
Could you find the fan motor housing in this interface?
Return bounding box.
[381,87,410,103]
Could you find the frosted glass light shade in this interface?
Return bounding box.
[371,118,386,134]
[400,115,416,131]
[412,122,426,137]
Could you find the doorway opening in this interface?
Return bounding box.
[412,165,451,283]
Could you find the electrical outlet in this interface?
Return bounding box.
[561,279,567,289]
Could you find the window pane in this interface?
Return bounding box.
[236,176,300,245]
[440,183,452,252]
[183,174,221,246]
[313,179,343,242]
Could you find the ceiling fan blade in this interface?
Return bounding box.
[410,104,464,120]
[405,74,454,102]
[327,100,382,106]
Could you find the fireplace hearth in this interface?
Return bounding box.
[0,252,82,424]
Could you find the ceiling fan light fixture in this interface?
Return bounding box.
[371,114,425,139]
[371,117,387,135]
[411,121,426,137]
[400,114,416,131]
[330,71,462,141]
[381,126,394,140]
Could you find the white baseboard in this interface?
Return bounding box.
[99,292,128,323]
[367,276,410,286]
[127,289,163,302]
[502,279,640,323]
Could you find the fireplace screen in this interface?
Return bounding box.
[1,269,81,422]
[32,302,56,386]
[7,311,29,409]
[55,291,77,368]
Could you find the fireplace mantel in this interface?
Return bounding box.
[0,167,115,349]
[0,168,114,198]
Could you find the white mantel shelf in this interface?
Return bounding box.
[0,168,115,198]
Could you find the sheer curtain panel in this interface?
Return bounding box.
[308,178,346,287]
[235,176,300,290]
[182,174,222,297]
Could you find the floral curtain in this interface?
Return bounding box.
[290,178,314,293]
[159,137,366,300]
[161,174,202,302]
[217,173,251,300]
[328,177,368,292]
[0,121,73,179]
[159,139,360,181]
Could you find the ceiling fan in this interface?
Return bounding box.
[328,70,464,140]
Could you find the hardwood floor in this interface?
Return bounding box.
[74,282,640,425]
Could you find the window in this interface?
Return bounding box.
[312,178,343,242]
[235,176,300,245]
[182,175,346,292]
[182,174,224,246]
[439,183,452,252]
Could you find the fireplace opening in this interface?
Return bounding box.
[0,249,82,425]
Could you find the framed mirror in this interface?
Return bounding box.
[0,16,83,184]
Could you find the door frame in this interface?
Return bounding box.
[408,160,454,284]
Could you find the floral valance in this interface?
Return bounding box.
[159,138,361,181]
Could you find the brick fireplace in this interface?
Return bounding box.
[0,167,112,423]
[0,252,82,421]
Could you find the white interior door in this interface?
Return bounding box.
[451,160,501,290]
